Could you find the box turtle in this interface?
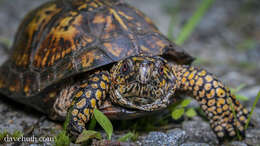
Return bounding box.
[0,0,249,142]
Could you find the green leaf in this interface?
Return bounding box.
[88,117,97,130]
[230,84,248,101]
[118,132,134,142]
[54,130,70,146]
[93,108,113,140]
[180,99,191,107]
[235,95,249,101]
[185,108,197,118]
[75,130,102,144]
[171,108,185,120]
[12,130,23,138]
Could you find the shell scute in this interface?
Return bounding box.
[0,0,193,101]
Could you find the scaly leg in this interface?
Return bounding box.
[172,65,249,140]
[67,71,110,140]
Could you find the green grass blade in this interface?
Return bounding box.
[88,117,97,130]
[118,132,134,142]
[54,130,70,146]
[93,108,113,140]
[175,0,215,45]
[180,99,192,107]
[75,130,102,144]
[246,90,260,129]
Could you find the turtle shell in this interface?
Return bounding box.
[0,0,193,100]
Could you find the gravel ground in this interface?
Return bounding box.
[0,0,260,145]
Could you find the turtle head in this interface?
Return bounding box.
[110,56,177,111]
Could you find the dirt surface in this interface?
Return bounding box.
[0,0,260,145]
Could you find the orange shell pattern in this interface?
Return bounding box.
[0,0,191,99]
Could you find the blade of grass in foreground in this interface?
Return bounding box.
[246,90,260,129]
[93,108,113,140]
[175,0,215,45]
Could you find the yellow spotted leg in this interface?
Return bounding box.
[172,65,249,140]
[67,71,110,139]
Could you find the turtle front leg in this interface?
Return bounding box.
[172,65,249,140]
[67,71,110,140]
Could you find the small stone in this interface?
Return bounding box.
[245,129,260,145]
[225,141,247,146]
[181,142,210,146]
[182,119,218,145]
[137,128,187,146]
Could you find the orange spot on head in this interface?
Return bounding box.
[93,14,106,24]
